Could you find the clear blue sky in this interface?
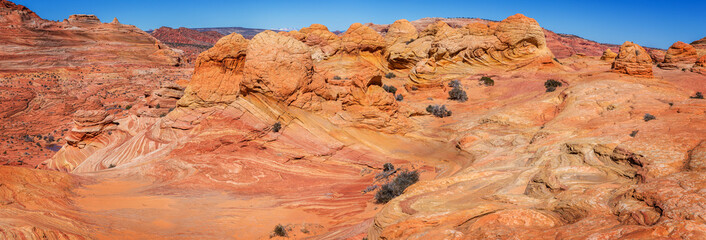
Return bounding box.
[14,0,706,49]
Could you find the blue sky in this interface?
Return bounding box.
[14,0,706,49]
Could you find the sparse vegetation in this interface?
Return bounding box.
[385,72,396,79]
[155,104,161,109]
[273,122,282,132]
[382,85,397,94]
[274,224,287,237]
[395,94,403,102]
[426,105,452,118]
[333,75,341,80]
[544,79,563,92]
[630,130,639,137]
[643,113,656,122]
[448,84,468,102]
[108,164,116,168]
[480,76,495,86]
[448,80,461,88]
[383,163,394,172]
[691,92,704,99]
[375,170,419,204]
[125,105,132,110]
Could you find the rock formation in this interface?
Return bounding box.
[659,41,698,69]
[612,41,653,77]
[0,4,183,70]
[692,55,706,74]
[600,48,618,61]
[3,1,706,239]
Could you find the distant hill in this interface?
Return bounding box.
[191,27,282,39]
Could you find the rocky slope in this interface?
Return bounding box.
[2,1,706,239]
[150,27,224,63]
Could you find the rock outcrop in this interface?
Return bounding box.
[612,41,653,77]
[150,26,224,63]
[0,3,183,70]
[692,55,706,74]
[600,48,618,61]
[659,41,698,69]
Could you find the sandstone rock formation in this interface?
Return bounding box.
[612,41,653,77]
[600,48,618,61]
[0,3,183,70]
[659,41,698,69]
[692,55,706,74]
[4,2,706,239]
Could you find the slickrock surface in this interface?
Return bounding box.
[612,41,654,77]
[2,1,706,239]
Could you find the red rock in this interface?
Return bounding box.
[692,55,706,74]
[151,26,224,63]
[659,41,698,70]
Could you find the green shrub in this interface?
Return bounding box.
[691,92,704,99]
[385,72,396,79]
[395,94,403,102]
[125,105,132,110]
[333,75,341,80]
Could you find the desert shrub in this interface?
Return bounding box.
[395,94,403,102]
[544,79,562,92]
[155,104,161,109]
[630,130,639,137]
[448,80,461,88]
[385,72,396,79]
[410,86,418,91]
[125,105,132,110]
[382,85,397,94]
[383,163,395,172]
[426,105,452,118]
[273,122,282,132]
[333,75,341,80]
[375,170,419,204]
[691,92,704,99]
[108,163,116,168]
[273,224,287,237]
[480,76,495,86]
[643,113,656,122]
[448,86,468,102]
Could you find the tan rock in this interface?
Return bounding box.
[659,41,698,69]
[692,55,706,75]
[341,23,386,53]
[241,30,314,103]
[178,32,248,107]
[612,41,653,77]
[385,19,418,44]
[600,48,618,61]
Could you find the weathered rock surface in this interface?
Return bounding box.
[612,41,653,77]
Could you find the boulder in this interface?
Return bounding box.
[600,48,618,61]
[341,23,386,53]
[611,41,653,77]
[241,30,314,103]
